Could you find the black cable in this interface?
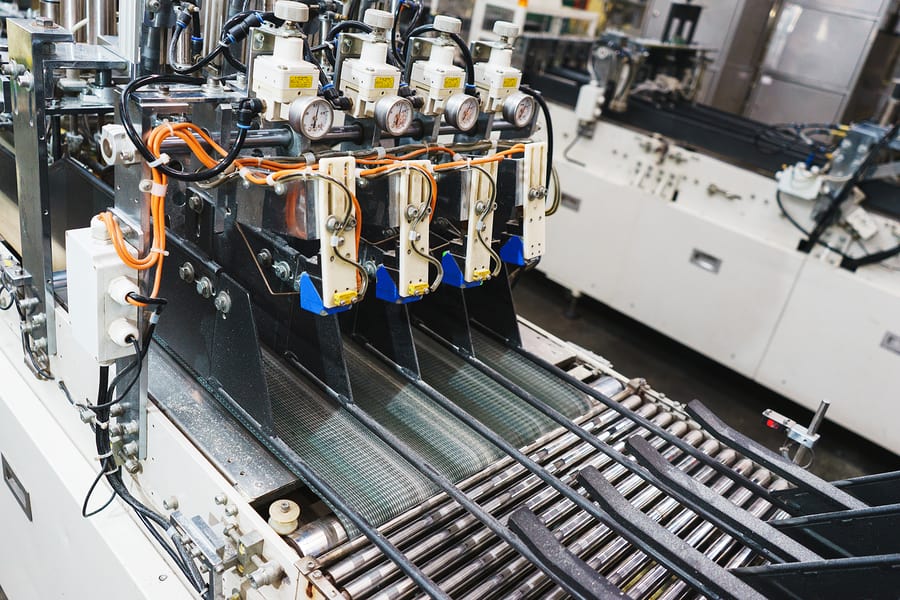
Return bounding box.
[774,189,851,259]
[802,123,899,253]
[520,85,554,188]
[405,25,477,95]
[325,19,372,42]
[120,74,259,182]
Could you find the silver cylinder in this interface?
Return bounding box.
[41,0,60,21]
[291,516,348,557]
[85,0,117,45]
[60,0,85,42]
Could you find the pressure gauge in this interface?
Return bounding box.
[288,96,335,141]
[374,96,414,136]
[502,92,536,128]
[445,94,480,132]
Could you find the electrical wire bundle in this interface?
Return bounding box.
[78,304,209,598]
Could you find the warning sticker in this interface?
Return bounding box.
[290,75,315,88]
[374,76,396,89]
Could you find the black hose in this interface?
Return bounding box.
[326,19,372,42]
[520,85,553,188]
[405,25,477,94]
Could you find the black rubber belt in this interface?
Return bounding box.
[577,465,767,600]
[627,435,821,563]
[686,400,867,512]
[507,507,629,600]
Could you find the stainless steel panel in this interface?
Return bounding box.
[789,0,888,17]
[762,4,876,90]
[747,75,844,123]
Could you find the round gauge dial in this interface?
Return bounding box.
[502,92,536,128]
[288,96,334,141]
[375,96,414,137]
[445,94,480,132]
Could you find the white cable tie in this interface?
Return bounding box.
[96,449,113,459]
[453,153,464,161]
[374,147,386,159]
[163,121,175,136]
[266,173,278,187]
[303,152,316,165]
[490,139,498,150]
[103,465,120,475]
[149,181,168,196]
[238,166,252,180]
[147,153,170,168]
[149,247,169,256]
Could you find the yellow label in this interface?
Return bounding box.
[407,282,429,297]
[290,75,314,89]
[443,76,462,89]
[472,268,491,281]
[502,76,519,88]
[374,76,395,89]
[332,290,358,306]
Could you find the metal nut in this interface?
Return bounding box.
[162,496,179,510]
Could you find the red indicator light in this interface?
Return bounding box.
[766,419,779,430]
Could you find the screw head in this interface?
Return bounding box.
[214,291,232,314]
[187,194,204,212]
[179,262,195,283]
[196,276,214,298]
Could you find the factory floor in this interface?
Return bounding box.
[512,271,900,482]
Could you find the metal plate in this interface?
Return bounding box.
[148,344,297,500]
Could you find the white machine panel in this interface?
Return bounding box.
[756,261,900,454]
[609,199,805,378]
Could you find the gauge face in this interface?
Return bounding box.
[300,98,334,140]
[503,93,536,128]
[288,97,334,141]
[378,97,414,136]
[447,94,480,132]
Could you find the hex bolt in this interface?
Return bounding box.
[162,496,179,511]
[139,179,153,193]
[224,504,239,516]
[214,291,232,314]
[279,501,292,513]
[124,459,142,474]
[196,276,214,299]
[179,262,195,283]
[214,493,228,505]
[248,562,284,590]
[272,261,292,281]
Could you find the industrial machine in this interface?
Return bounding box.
[515,1,900,457]
[1,2,899,600]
